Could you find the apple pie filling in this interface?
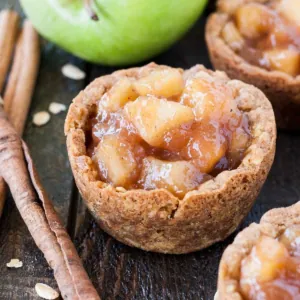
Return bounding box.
[87,66,250,197]
[222,0,300,76]
[240,225,300,300]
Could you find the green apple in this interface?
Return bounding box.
[20,0,208,65]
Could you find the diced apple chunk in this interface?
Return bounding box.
[253,237,289,282]
[193,90,237,122]
[241,236,289,294]
[124,96,195,147]
[140,157,204,197]
[230,129,249,151]
[181,77,213,108]
[222,21,244,51]
[181,78,238,123]
[235,4,273,39]
[183,127,227,173]
[277,0,300,26]
[100,78,138,112]
[263,48,300,76]
[134,69,184,98]
[257,27,290,50]
[195,145,226,173]
[94,134,137,187]
[228,128,250,165]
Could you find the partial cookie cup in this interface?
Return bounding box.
[65,63,276,254]
[206,0,300,130]
[218,201,300,300]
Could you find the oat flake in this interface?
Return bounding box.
[61,63,86,80]
[35,283,59,300]
[33,111,51,127]
[49,102,67,115]
[6,258,23,268]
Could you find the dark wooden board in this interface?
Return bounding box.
[0,1,300,299]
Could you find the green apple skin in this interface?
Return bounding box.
[20,0,208,65]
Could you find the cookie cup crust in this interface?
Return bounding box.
[65,63,276,254]
[206,0,300,130]
[218,202,300,300]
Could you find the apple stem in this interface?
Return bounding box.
[84,0,99,21]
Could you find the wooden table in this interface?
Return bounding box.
[0,1,299,299]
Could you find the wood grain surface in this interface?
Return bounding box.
[0,1,300,299]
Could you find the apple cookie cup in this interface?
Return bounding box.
[206,0,300,130]
[65,63,276,254]
[218,202,300,300]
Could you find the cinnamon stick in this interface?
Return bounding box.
[3,28,24,118]
[0,20,40,217]
[0,10,20,217]
[4,20,40,134]
[0,106,100,299]
[0,10,19,92]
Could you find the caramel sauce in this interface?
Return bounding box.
[240,225,300,300]
[87,68,250,197]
